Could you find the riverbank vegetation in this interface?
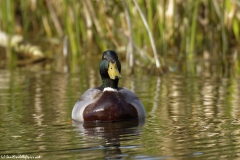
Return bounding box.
[0,0,239,74]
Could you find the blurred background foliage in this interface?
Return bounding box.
[0,0,240,74]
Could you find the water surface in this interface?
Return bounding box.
[1,67,240,159]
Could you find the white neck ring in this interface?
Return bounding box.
[103,87,118,92]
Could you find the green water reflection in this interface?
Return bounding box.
[0,67,240,159]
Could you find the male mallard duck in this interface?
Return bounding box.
[72,50,146,122]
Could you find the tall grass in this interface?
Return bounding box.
[0,0,239,72]
[0,0,15,68]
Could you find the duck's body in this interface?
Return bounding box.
[72,50,146,122]
[72,87,145,122]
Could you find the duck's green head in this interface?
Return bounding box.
[100,50,121,89]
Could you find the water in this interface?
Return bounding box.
[1,67,240,159]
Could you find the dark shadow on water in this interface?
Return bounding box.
[72,119,145,159]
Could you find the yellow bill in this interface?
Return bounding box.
[108,62,121,80]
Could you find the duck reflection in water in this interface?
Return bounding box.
[72,119,145,159]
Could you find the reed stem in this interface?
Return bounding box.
[133,0,161,69]
[188,0,200,62]
[122,0,134,73]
